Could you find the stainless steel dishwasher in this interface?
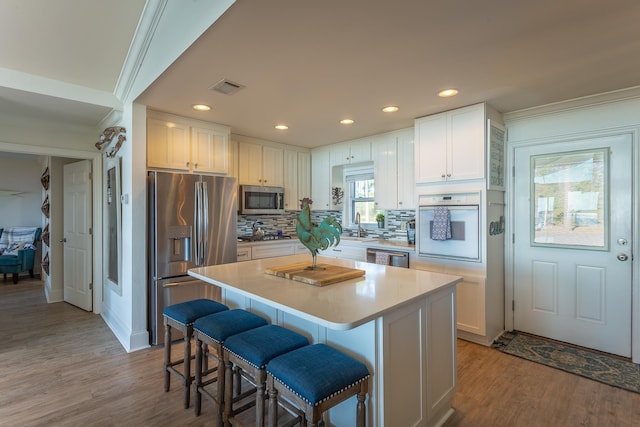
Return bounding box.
[366,248,410,268]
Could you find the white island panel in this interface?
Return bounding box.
[189,254,461,426]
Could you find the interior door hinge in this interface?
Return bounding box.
[512,233,515,244]
[89,227,92,235]
[89,282,93,290]
[512,166,515,178]
[512,300,515,311]
[89,172,92,180]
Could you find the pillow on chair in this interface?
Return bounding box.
[3,242,27,256]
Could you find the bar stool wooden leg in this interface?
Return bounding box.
[164,323,171,392]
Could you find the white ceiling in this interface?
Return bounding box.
[2,0,640,148]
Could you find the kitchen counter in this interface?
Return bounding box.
[189,254,460,426]
[238,235,415,252]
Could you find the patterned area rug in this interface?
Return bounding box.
[493,331,640,393]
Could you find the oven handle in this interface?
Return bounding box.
[419,204,479,211]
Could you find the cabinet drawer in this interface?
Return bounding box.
[251,243,295,260]
[323,245,366,261]
[237,247,252,262]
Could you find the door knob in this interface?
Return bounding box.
[60,238,67,243]
[617,253,629,261]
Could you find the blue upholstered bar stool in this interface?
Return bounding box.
[193,309,269,426]
[266,344,370,427]
[223,325,310,427]
[163,298,229,409]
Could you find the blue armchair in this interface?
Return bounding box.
[0,227,42,284]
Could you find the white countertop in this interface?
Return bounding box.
[237,236,416,252]
[189,254,461,330]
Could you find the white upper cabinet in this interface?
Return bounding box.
[415,103,485,183]
[396,129,415,208]
[297,152,311,202]
[372,134,398,210]
[372,128,415,210]
[147,117,191,171]
[191,125,229,174]
[284,150,311,210]
[147,113,230,175]
[311,148,331,210]
[331,138,372,166]
[238,142,284,187]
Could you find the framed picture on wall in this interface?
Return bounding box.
[487,119,506,191]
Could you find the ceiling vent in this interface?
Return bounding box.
[210,79,245,95]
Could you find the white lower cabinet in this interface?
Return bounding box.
[455,274,486,337]
[294,243,309,255]
[322,243,366,261]
[237,247,252,262]
[238,242,296,261]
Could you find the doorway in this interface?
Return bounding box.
[0,145,103,314]
[512,134,632,357]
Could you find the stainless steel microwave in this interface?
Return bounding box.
[240,185,285,214]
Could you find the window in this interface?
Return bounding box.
[532,149,607,248]
[345,169,381,224]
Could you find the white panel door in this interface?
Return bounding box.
[513,134,632,356]
[63,160,93,311]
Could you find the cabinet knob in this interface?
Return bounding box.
[194,163,198,169]
[399,201,403,205]
[441,174,446,178]
[447,173,451,177]
[186,162,190,167]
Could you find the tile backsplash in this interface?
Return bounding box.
[238,209,415,241]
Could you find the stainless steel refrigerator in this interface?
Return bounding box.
[148,171,237,345]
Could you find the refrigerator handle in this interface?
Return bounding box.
[202,180,209,265]
[194,181,201,265]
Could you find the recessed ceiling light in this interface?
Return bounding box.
[340,119,355,125]
[382,105,399,113]
[275,124,289,130]
[192,104,211,111]
[438,89,459,98]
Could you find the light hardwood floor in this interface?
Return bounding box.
[2,278,639,426]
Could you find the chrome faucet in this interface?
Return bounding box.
[355,212,366,237]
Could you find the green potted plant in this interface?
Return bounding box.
[375,213,385,228]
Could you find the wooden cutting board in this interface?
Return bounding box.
[264,262,365,287]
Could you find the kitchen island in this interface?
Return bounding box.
[189,254,462,427]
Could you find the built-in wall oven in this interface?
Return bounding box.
[418,192,481,262]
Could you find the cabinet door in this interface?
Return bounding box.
[284,150,299,210]
[396,129,415,209]
[373,134,398,210]
[330,143,351,166]
[262,145,284,187]
[297,152,311,203]
[147,118,190,170]
[238,142,263,185]
[415,114,447,183]
[448,104,485,181]
[191,126,229,174]
[349,139,372,163]
[311,148,331,209]
[456,275,486,336]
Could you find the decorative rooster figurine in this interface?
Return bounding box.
[296,198,342,270]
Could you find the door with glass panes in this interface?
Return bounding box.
[513,134,632,357]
